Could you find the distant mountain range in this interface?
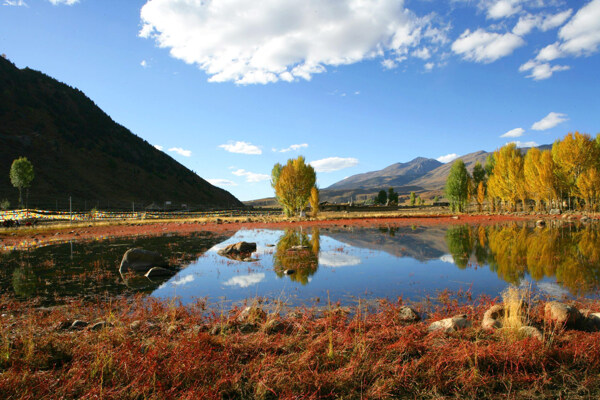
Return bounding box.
[246,145,551,206]
[0,56,243,210]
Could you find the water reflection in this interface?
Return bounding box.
[273,229,320,284]
[445,224,600,296]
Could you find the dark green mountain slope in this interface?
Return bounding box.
[0,57,242,210]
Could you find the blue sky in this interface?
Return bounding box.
[1,0,599,201]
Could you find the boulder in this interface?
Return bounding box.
[518,326,543,341]
[544,301,581,327]
[588,313,600,330]
[119,248,167,274]
[262,319,286,334]
[238,306,267,324]
[482,304,504,330]
[89,321,111,331]
[398,306,420,322]
[428,314,471,333]
[549,208,561,215]
[218,242,257,255]
[145,267,175,278]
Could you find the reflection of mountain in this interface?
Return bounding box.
[322,226,448,262]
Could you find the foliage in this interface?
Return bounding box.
[552,132,599,206]
[410,191,416,206]
[309,187,320,217]
[484,155,495,176]
[476,181,485,212]
[472,161,486,189]
[376,190,387,205]
[9,157,34,208]
[273,229,319,284]
[273,156,316,217]
[577,167,600,211]
[0,198,9,210]
[445,160,470,212]
[487,143,525,211]
[387,187,399,205]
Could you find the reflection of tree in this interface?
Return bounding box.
[273,229,320,285]
[445,225,473,269]
[12,264,37,297]
[484,225,600,296]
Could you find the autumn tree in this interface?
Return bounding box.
[552,132,599,208]
[476,181,485,212]
[445,159,471,212]
[309,187,320,217]
[273,156,316,217]
[10,157,34,208]
[487,144,525,211]
[577,167,600,211]
[524,148,557,211]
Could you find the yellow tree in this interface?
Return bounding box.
[552,132,599,208]
[309,186,320,217]
[577,167,600,211]
[487,143,525,211]
[274,156,316,217]
[524,148,543,210]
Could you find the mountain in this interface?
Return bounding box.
[0,56,243,210]
[327,157,442,190]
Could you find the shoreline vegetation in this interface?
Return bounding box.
[1,289,600,399]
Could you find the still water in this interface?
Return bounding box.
[2,223,599,306]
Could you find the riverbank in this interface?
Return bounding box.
[1,292,600,399]
[0,211,570,252]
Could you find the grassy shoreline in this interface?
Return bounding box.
[2,292,600,399]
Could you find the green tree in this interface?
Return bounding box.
[433,195,439,204]
[472,161,486,191]
[484,155,495,177]
[10,157,34,208]
[410,191,416,206]
[445,159,471,212]
[388,187,399,204]
[0,199,9,210]
[376,190,387,205]
[274,156,316,217]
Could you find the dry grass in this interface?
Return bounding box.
[1,293,600,399]
[501,285,532,331]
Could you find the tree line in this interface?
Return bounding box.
[445,131,600,212]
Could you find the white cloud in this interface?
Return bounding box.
[486,0,522,19]
[436,153,459,163]
[168,147,192,157]
[511,140,539,148]
[140,60,148,68]
[424,62,435,71]
[219,141,262,155]
[310,157,359,173]
[451,28,525,63]
[207,179,237,187]
[224,273,265,288]
[512,10,572,36]
[381,59,398,69]
[3,0,27,6]
[557,0,600,57]
[232,169,270,183]
[412,47,431,60]
[319,252,361,268]
[48,0,79,5]
[154,145,164,151]
[171,275,195,286]
[278,143,308,153]
[139,0,446,84]
[500,127,525,138]
[519,59,569,80]
[526,0,600,75]
[531,112,568,130]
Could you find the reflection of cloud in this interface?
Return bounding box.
[319,252,361,268]
[224,273,265,288]
[172,275,195,286]
[536,282,570,298]
[439,254,455,264]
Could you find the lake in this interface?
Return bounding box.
[2,222,599,306]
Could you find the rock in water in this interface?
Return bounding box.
[217,242,257,261]
[119,248,167,274]
[145,267,175,278]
